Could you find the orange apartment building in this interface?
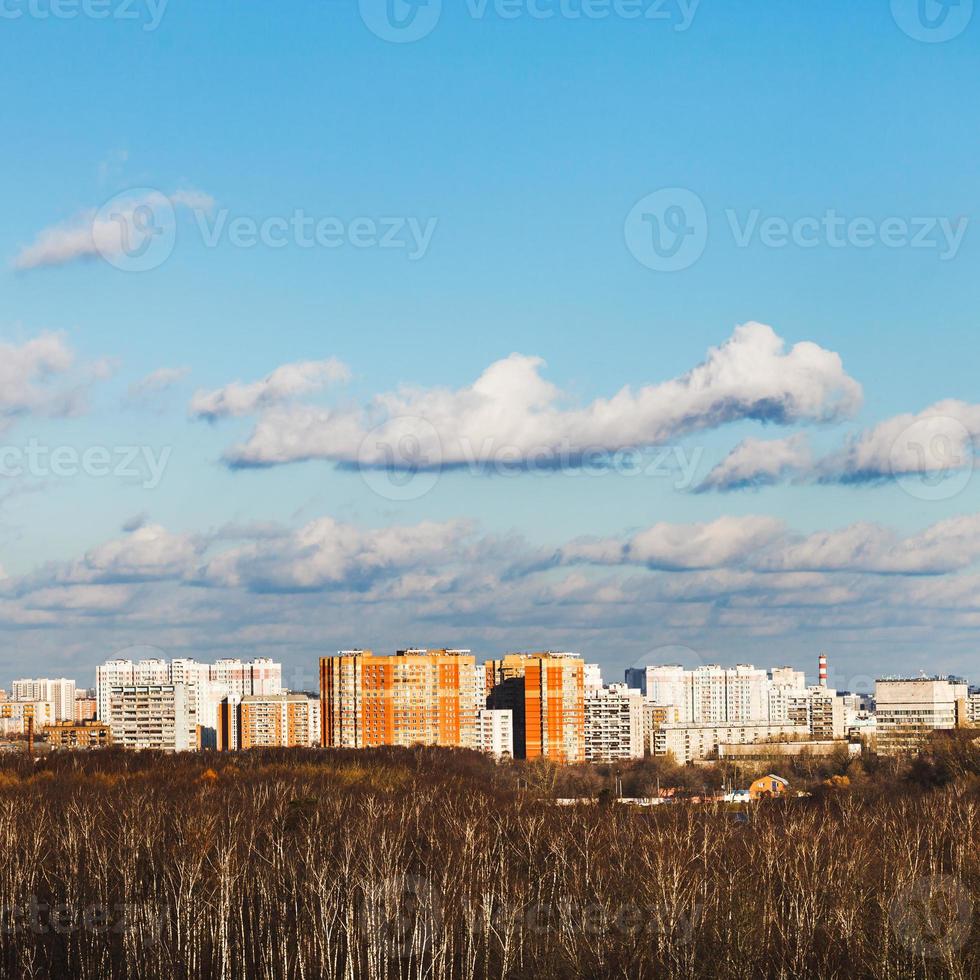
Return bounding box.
[320,649,478,749]
[486,653,586,763]
[217,693,320,750]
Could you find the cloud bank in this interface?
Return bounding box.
[204,323,861,470]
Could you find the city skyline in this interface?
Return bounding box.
[2,5,980,683]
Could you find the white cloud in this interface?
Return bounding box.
[561,513,980,576]
[697,401,979,492]
[696,434,813,492]
[48,524,206,586]
[563,516,785,570]
[0,332,108,431]
[190,358,352,421]
[198,517,476,592]
[816,400,980,483]
[12,189,213,271]
[215,322,862,469]
[3,512,980,681]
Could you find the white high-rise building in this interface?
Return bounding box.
[767,667,807,722]
[631,664,772,725]
[475,708,514,760]
[584,664,604,693]
[96,657,284,748]
[584,684,644,762]
[106,684,193,752]
[643,665,689,721]
[11,678,76,721]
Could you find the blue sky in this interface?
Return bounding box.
[1,0,979,687]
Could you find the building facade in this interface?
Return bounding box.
[320,649,478,750]
[475,708,514,760]
[43,721,113,749]
[11,678,76,721]
[584,684,644,762]
[219,693,321,750]
[874,678,970,755]
[655,721,810,765]
[105,684,194,753]
[486,653,585,763]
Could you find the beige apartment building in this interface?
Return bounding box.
[874,678,970,755]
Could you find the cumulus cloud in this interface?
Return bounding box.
[212,323,862,469]
[190,359,351,421]
[816,400,980,484]
[0,332,109,431]
[560,513,980,576]
[3,511,980,680]
[12,189,213,271]
[198,517,476,592]
[38,524,208,587]
[563,516,786,571]
[698,401,979,492]
[696,434,813,492]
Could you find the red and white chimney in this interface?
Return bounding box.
[818,654,828,688]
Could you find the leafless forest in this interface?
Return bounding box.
[0,739,977,979]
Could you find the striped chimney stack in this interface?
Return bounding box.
[818,654,828,688]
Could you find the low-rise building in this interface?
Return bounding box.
[43,721,112,749]
[749,774,790,800]
[718,740,860,760]
[655,721,810,765]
